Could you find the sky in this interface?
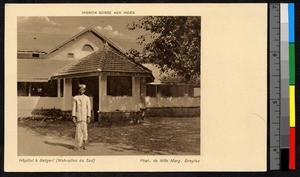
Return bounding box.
[17,16,146,52]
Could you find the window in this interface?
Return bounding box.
[161,85,185,97]
[17,82,29,96]
[32,81,57,97]
[161,85,172,97]
[31,82,44,96]
[107,76,132,96]
[82,44,94,52]
[172,85,186,97]
[32,53,40,58]
[17,81,58,97]
[146,85,156,97]
[68,53,74,58]
[188,86,194,97]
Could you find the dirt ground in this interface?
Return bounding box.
[18,117,200,156]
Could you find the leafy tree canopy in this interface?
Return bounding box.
[127,16,201,83]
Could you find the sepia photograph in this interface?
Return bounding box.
[6,4,267,172]
[17,16,201,156]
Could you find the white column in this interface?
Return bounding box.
[184,85,189,98]
[99,74,107,112]
[133,76,140,111]
[139,77,146,109]
[28,82,32,97]
[57,79,61,97]
[62,78,72,111]
[156,85,162,107]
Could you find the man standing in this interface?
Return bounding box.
[72,84,91,150]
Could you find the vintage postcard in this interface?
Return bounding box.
[5,4,267,172]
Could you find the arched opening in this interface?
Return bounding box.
[82,44,94,52]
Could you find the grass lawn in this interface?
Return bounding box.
[18,117,200,155]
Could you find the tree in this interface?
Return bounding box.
[127,16,201,82]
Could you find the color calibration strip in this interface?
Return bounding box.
[288,3,295,170]
[269,3,295,170]
[279,3,295,171]
[280,3,295,170]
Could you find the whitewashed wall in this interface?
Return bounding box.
[145,96,200,107]
[48,32,105,60]
[18,96,93,117]
[18,97,63,117]
[99,75,140,112]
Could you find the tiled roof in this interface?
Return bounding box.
[18,59,74,82]
[18,32,72,53]
[53,47,153,78]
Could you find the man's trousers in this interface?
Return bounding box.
[75,121,88,147]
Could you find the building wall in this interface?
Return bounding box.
[47,32,105,60]
[18,97,63,117]
[106,96,140,111]
[17,96,94,118]
[99,75,141,112]
[145,96,200,107]
[145,84,200,108]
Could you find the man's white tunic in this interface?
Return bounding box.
[72,94,91,147]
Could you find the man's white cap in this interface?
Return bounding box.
[78,84,86,89]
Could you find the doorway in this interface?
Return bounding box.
[72,76,99,122]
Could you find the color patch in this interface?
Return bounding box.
[289,127,295,169]
[289,86,295,127]
[289,44,295,85]
[288,4,294,43]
